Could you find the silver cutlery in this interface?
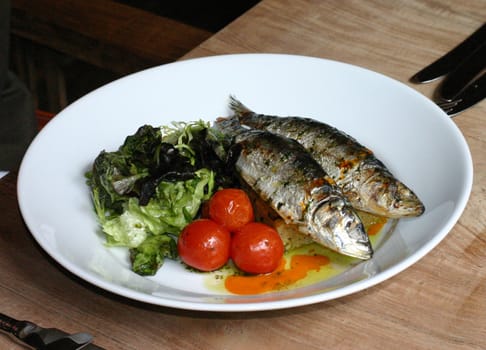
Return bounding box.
[436,72,486,116]
[437,42,486,101]
[411,22,486,115]
[411,23,486,83]
[0,312,104,350]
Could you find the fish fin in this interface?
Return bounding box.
[229,95,253,116]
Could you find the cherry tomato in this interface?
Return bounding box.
[177,219,231,272]
[231,222,284,274]
[208,188,254,232]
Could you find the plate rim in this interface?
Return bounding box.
[17,53,474,312]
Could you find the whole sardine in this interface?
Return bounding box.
[212,117,373,260]
[229,97,425,219]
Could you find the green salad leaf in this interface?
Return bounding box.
[101,168,214,246]
[130,234,177,276]
[86,121,227,276]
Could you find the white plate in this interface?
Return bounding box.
[18,54,473,312]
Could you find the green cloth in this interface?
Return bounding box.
[0,0,37,170]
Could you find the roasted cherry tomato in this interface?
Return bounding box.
[177,219,231,272]
[231,222,284,274]
[208,188,254,232]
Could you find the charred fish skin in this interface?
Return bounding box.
[230,97,425,219]
[213,118,373,260]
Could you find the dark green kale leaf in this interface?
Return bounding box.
[119,124,163,169]
[86,150,148,222]
[190,127,239,189]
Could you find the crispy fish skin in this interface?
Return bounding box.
[213,117,373,260]
[230,97,425,219]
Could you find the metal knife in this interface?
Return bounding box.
[438,72,486,116]
[437,41,486,101]
[411,22,486,83]
[0,312,105,350]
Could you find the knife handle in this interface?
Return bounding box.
[438,42,486,101]
[0,312,101,350]
[0,312,47,349]
[411,22,486,83]
[0,312,23,336]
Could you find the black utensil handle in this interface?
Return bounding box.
[0,312,25,337]
[411,22,486,83]
[446,72,486,116]
[438,42,486,100]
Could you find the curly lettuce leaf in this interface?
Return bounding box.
[160,120,209,164]
[101,168,214,247]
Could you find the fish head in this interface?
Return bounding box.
[306,194,373,260]
[357,166,425,218]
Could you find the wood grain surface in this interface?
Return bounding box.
[11,0,212,74]
[1,1,485,349]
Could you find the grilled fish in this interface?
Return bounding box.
[230,97,425,219]
[212,117,373,260]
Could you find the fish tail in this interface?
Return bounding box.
[229,95,253,116]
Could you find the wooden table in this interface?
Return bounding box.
[1,1,485,348]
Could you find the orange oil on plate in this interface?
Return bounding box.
[225,254,330,295]
[204,213,391,295]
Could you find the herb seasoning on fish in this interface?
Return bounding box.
[230,97,425,219]
[212,117,373,260]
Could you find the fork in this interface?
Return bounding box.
[435,72,486,116]
[436,99,464,116]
